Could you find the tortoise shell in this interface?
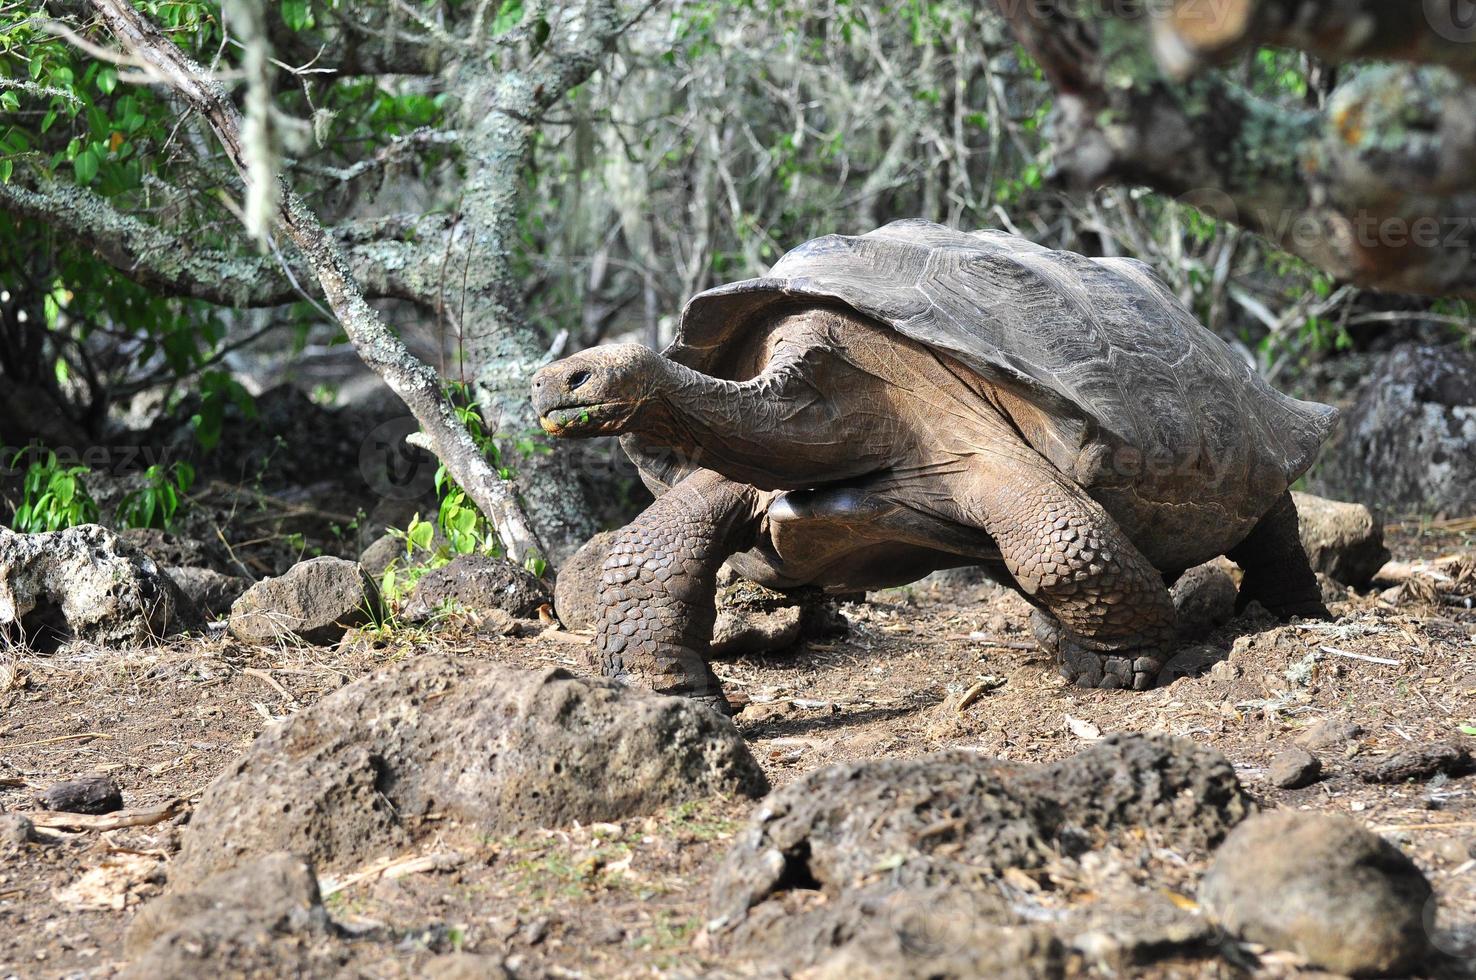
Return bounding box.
[662,220,1335,527]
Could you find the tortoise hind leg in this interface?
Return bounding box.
[1227,491,1330,620]
[595,469,763,715]
[944,449,1178,690]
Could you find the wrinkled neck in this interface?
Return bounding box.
[638,357,806,488]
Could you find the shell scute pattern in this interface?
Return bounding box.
[675,220,1335,515]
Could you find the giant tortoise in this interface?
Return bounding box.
[532,220,1336,712]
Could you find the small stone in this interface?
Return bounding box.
[38,775,123,815]
[1200,811,1432,977]
[1169,562,1237,639]
[1267,748,1321,789]
[1296,715,1364,751]
[165,567,248,619]
[520,917,550,946]
[228,556,379,646]
[1291,492,1390,588]
[401,555,551,622]
[1435,837,1474,863]
[0,814,35,846]
[123,852,332,978]
[711,606,802,657]
[423,953,513,980]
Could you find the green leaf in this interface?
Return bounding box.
[0,91,19,112]
[1460,725,1476,737]
[282,0,315,31]
[408,519,435,551]
[491,0,525,35]
[0,160,12,184]
[72,146,98,184]
[96,66,117,95]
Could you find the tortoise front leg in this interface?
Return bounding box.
[949,452,1178,690]
[596,469,763,714]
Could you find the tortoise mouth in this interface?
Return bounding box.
[537,400,639,437]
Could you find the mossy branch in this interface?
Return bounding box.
[87,0,547,564]
[995,0,1476,298]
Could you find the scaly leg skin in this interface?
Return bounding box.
[596,469,762,716]
[1228,491,1331,620]
[952,453,1178,690]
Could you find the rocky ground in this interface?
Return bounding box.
[1,512,1475,978]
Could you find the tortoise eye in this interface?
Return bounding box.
[568,369,591,391]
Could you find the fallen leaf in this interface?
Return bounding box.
[1065,715,1102,741]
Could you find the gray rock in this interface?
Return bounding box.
[1311,344,1476,517]
[228,556,378,646]
[0,524,198,651]
[1065,888,1217,972]
[123,852,333,979]
[712,734,1249,960]
[165,567,248,619]
[1291,492,1390,588]
[401,554,551,622]
[424,953,515,980]
[1170,562,1238,639]
[1361,739,1474,784]
[1435,837,1474,863]
[174,657,767,883]
[711,605,803,656]
[553,530,615,631]
[1296,714,1364,750]
[804,889,1065,980]
[0,814,35,846]
[1267,747,1321,789]
[358,532,407,582]
[1200,811,1432,977]
[38,774,123,814]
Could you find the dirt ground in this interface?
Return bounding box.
[2,519,1475,978]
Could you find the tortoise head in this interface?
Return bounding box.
[531,344,667,438]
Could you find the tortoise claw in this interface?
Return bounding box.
[1032,611,1166,691]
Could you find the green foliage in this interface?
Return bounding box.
[189,371,257,451]
[0,1,453,441]
[10,449,99,532]
[116,461,196,532]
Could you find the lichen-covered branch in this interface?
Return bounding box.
[995,1,1476,297]
[87,0,546,564]
[0,170,451,307]
[449,0,622,561]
